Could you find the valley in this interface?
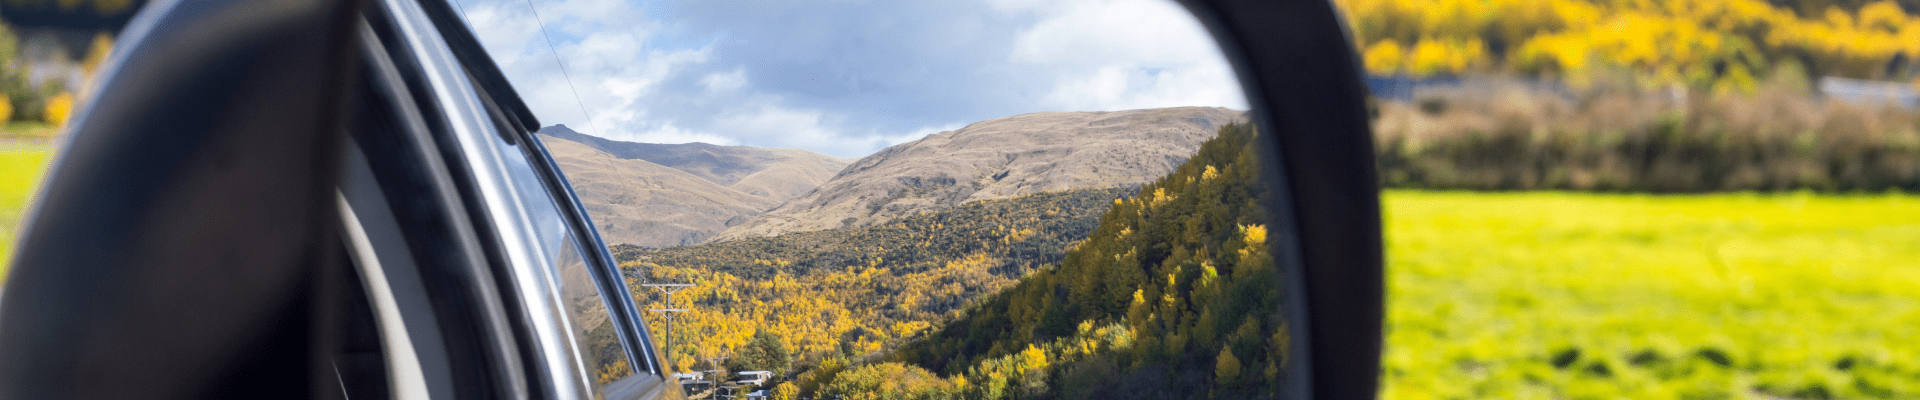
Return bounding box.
[539,106,1258,398]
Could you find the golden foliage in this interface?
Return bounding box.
[771,382,799,400]
[43,92,72,127]
[1214,346,1242,384]
[886,123,1284,399]
[1337,0,1920,86]
[621,188,1132,375]
[631,256,999,374]
[82,33,113,75]
[819,362,962,400]
[1363,39,1404,73]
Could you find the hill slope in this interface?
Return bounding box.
[616,187,1136,371]
[710,107,1243,242]
[538,125,851,247]
[621,186,1133,316]
[858,122,1285,400]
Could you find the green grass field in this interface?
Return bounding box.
[1,142,51,281]
[1381,190,1920,399]
[0,122,59,140]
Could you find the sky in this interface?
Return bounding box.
[451,0,1247,158]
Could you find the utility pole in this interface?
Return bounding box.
[704,355,730,387]
[643,283,693,372]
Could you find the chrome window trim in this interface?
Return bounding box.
[356,14,524,398]
[407,0,669,387]
[518,131,665,382]
[338,189,434,400]
[377,0,595,397]
[338,132,467,399]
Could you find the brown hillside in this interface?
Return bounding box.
[710,106,1243,242]
[538,126,850,247]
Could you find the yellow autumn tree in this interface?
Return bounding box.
[1363,39,1404,73]
[1215,346,1243,385]
[44,92,73,127]
[1337,0,1920,87]
[771,382,799,400]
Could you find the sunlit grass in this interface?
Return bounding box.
[1,142,51,281]
[1380,190,1920,399]
[0,122,59,140]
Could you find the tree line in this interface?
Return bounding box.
[1344,0,1920,192]
[1342,0,1920,88]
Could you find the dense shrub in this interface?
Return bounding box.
[1373,77,1920,192]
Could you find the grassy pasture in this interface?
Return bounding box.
[1,141,50,281]
[1381,190,1920,399]
[0,122,58,140]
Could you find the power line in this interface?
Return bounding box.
[446,0,599,137]
[447,0,472,24]
[521,0,605,137]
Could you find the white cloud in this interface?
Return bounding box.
[1004,0,1246,111]
[622,122,737,145]
[1008,0,1213,67]
[701,68,749,92]
[458,0,1244,158]
[1039,63,1242,111]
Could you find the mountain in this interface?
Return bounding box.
[710,106,1244,242]
[537,125,852,248]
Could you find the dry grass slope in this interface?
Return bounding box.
[713,106,1244,242]
[538,127,850,248]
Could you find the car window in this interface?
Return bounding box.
[552,233,637,392]
[485,42,650,396]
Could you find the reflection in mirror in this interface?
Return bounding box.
[1340,0,1920,398]
[461,0,1303,398]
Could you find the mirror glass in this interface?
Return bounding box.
[457,0,1303,398]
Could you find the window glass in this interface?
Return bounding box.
[465,1,1298,399]
[553,234,635,391]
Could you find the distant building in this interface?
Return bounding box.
[1819,77,1920,109]
[735,370,773,386]
[1365,75,1461,101]
[672,371,704,384]
[1364,74,1572,103]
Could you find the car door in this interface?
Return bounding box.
[342,0,678,398]
[0,0,677,398]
